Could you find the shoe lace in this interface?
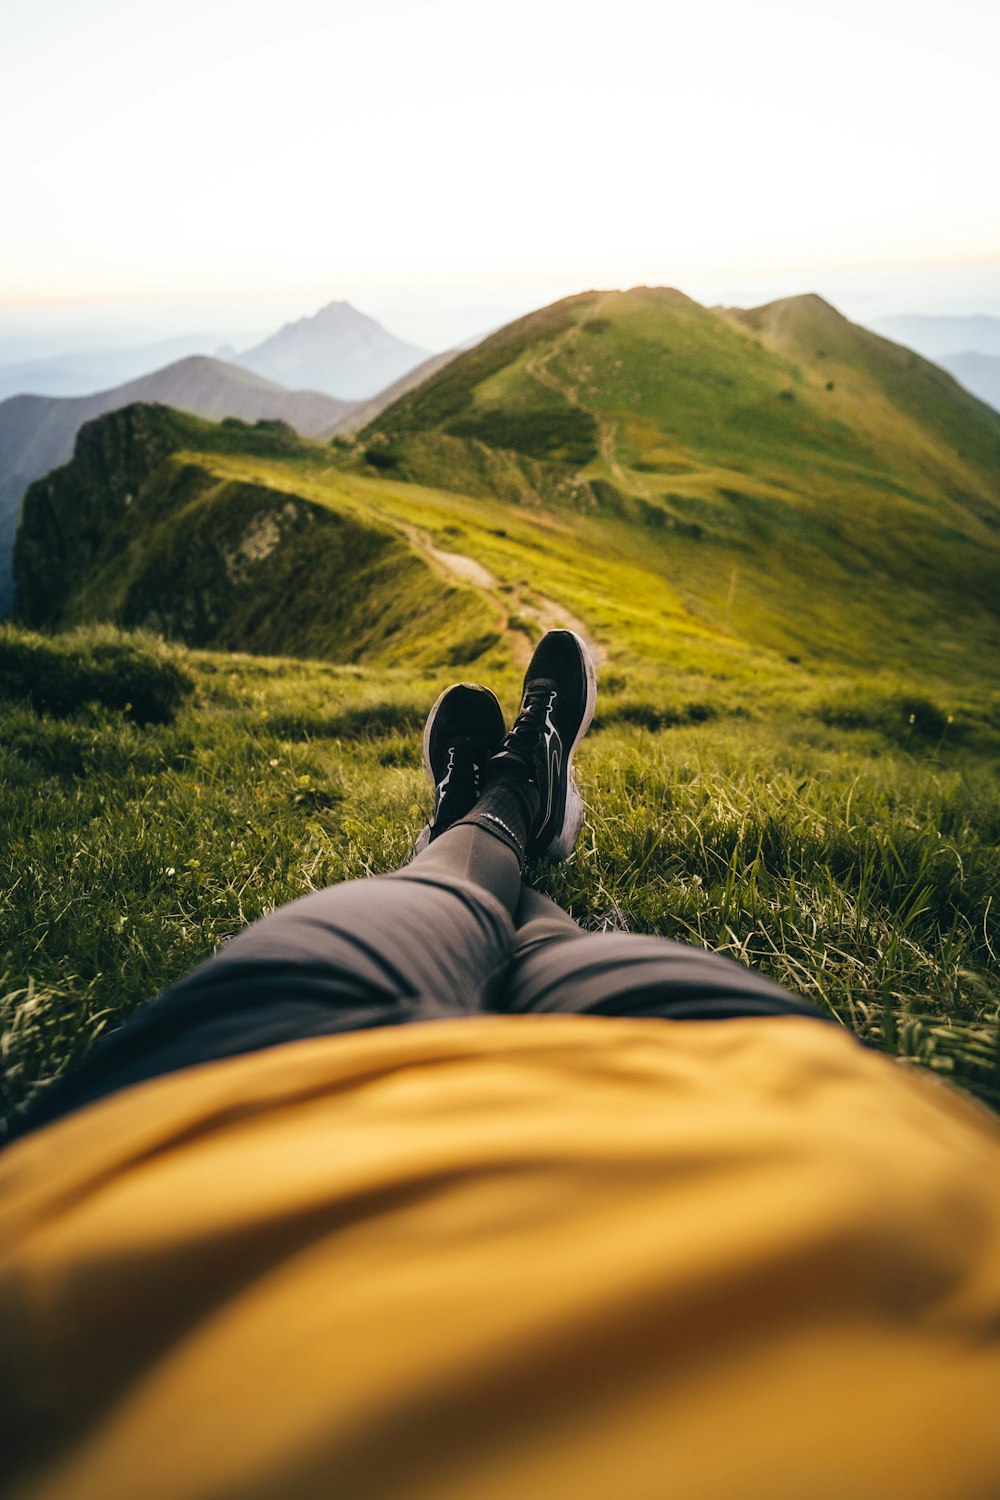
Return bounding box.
[503,681,554,760]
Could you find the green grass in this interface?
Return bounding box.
[15,410,502,670]
[360,287,1000,672]
[4,291,1000,1135]
[0,623,193,723]
[2,625,998,1134]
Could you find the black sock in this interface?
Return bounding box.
[454,771,539,867]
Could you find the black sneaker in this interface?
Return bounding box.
[488,629,597,860]
[415,683,506,851]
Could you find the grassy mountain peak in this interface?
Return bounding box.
[354,285,1000,676]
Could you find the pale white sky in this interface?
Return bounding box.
[2,0,998,345]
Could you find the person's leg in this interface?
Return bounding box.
[512,884,584,958]
[503,888,829,1022]
[7,821,523,1142]
[7,632,598,1142]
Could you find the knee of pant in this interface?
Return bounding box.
[514,930,693,980]
[512,916,583,960]
[503,930,796,1016]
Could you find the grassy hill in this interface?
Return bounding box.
[0,355,357,619]
[14,405,502,669]
[3,287,1000,1131]
[358,287,1000,675]
[2,623,998,1134]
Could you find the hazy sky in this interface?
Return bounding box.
[3,0,998,344]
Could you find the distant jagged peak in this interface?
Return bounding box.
[276,299,386,335]
[247,298,425,352]
[235,298,429,400]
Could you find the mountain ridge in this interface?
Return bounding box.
[0,356,358,616]
[13,286,1000,685]
[364,287,1000,502]
[353,285,999,667]
[13,404,499,666]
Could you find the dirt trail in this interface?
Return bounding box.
[422,540,495,589]
[517,587,603,665]
[399,521,603,668]
[391,312,618,671]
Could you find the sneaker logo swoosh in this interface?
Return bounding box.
[435,746,455,813]
[543,692,562,828]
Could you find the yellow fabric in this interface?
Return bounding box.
[3,1014,1000,1500]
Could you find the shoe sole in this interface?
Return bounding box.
[540,630,598,862]
[415,683,504,853]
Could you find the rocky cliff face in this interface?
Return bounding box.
[13,403,497,667]
[0,358,359,619]
[15,404,195,628]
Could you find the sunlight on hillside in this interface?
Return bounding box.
[3,287,999,1125]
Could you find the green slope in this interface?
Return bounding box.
[5,296,1000,1123]
[15,405,500,669]
[16,317,1000,696]
[722,293,1000,480]
[357,287,1000,676]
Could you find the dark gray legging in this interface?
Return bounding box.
[8,822,827,1141]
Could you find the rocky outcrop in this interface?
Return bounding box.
[15,404,195,627]
[13,404,498,667]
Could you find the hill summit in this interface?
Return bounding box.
[235,301,429,400]
[356,285,1000,668]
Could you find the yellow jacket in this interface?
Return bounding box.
[3,1014,1000,1500]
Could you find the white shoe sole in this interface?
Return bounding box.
[542,630,598,862]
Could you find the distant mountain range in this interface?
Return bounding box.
[15,289,1000,681]
[0,301,433,407]
[870,314,1000,360]
[936,352,1000,414]
[865,315,1000,414]
[234,301,429,399]
[0,334,229,402]
[0,357,356,616]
